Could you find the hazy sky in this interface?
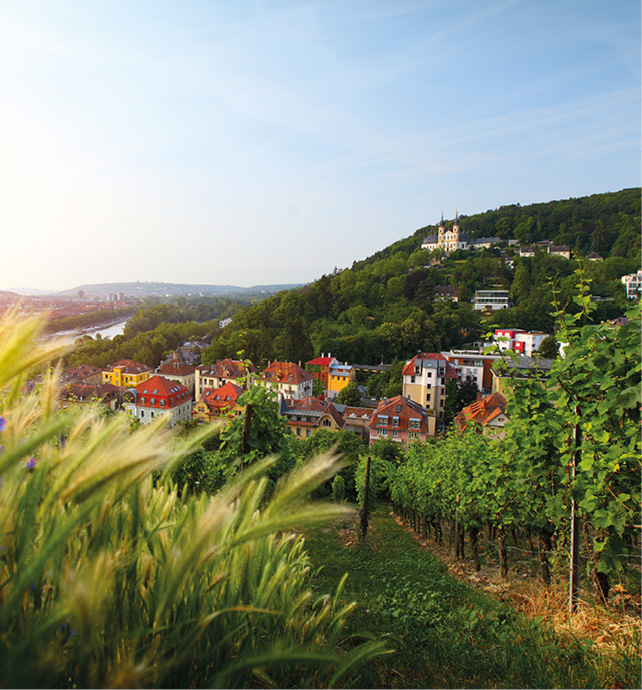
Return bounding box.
[1,0,639,291]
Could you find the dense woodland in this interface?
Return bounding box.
[66,189,640,371]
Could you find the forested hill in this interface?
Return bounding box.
[356,187,640,269]
[201,188,639,369]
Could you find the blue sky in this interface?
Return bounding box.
[0,0,639,291]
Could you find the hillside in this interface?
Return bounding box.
[202,189,640,368]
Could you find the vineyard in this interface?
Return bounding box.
[358,288,641,608]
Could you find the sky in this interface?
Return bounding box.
[0,0,639,292]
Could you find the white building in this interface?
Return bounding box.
[493,329,550,357]
[474,290,511,311]
[621,270,642,300]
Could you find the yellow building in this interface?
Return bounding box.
[102,359,153,388]
[327,362,355,396]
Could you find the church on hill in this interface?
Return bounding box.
[421,212,469,253]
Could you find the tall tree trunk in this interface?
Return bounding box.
[470,526,481,572]
[457,527,465,562]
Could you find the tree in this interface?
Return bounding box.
[536,334,559,359]
[336,381,362,407]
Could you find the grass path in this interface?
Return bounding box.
[304,508,640,689]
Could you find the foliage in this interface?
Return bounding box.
[304,510,640,689]
[336,380,362,406]
[0,311,387,688]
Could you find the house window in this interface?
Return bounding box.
[377,415,388,426]
[392,416,399,427]
[140,410,145,417]
[392,429,398,438]
[410,376,415,383]
[409,418,420,430]
[140,397,146,405]
[160,399,166,407]
[323,419,332,427]
[296,428,301,436]
[380,429,388,437]
[306,429,311,437]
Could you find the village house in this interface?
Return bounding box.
[402,352,458,426]
[258,361,313,404]
[192,381,244,424]
[62,364,103,386]
[306,354,339,390]
[282,396,345,438]
[122,375,192,426]
[102,359,153,388]
[441,350,501,395]
[341,406,374,441]
[368,395,431,445]
[492,328,550,357]
[491,356,553,396]
[157,353,196,396]
[326,362,356,399]
[456,392,509,438]
[58,382,121,411]
[195,359,255,401]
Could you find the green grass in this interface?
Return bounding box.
[304,508,641,689]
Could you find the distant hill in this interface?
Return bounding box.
[53,282,305,299]
[7,287,53,296]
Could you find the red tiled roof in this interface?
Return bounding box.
[158,360,196,376]
[402,353,458,378]
[60,382,120,403]
[104,359,153,374]
[343,406,373,420]
[62,364,102,381]
[261,361,313,385]
[200,382,244,412]
[307,356,336,367]
[456,393,508,431]
[287,396,345,429]
[130,375,191,408]
[368,395,428,433]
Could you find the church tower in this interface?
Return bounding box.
[438,211,445,248]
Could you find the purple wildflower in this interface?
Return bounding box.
[0,417,5,432]
[25,457,36,471]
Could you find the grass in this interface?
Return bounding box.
[304,507,641,689]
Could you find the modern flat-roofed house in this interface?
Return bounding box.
[621,270,642,300]
[474,289,510,311]
[368,395,431,445]
[493,329,549,357]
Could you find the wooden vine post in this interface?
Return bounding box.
[240,403,253,475]
[568,418,581,615]
[360,455,371,541]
